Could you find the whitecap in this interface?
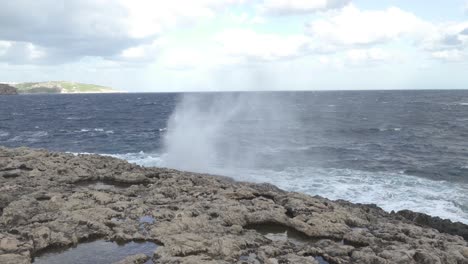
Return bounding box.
[8,131,48,143]
[220,167,468,224]
[0,131,9,137]
[89,151,468,224]
[108,152,164,167]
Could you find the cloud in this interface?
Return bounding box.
[215,29,310,62]
[423,22,468,49]
[431,49,466,62]
[0,0,243,64]
[0,41,47,64]
[260,0,350,15]
[306,5,430,46]
[346,48,391,64]
[302,4,468,64]
[229,12,266,25]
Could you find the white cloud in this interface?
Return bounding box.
[118,39,166,62]
[423,22,468,50]
[0,41,12,56]
[215,29,310,61]
[161,48,208,70]
[0,41,47,64]
[306,5,431,46]
[431,49,466,62]
[260,0,350,15]
[346,48,390,64]
[302,4,468,64]
[119,0,232,38]
[229,12,266,25]
[0,0,244,64]
[317,48,397,69]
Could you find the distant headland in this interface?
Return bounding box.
[1,81,125,94]
[0,83,18,95]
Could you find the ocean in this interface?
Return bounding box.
[1,91,468,223]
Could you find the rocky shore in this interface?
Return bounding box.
[0,84,18,95]
[0,147,467,264]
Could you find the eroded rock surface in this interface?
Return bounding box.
[0,84,18,95]
[0,147,467,264]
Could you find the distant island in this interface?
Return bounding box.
[9,81,124,94]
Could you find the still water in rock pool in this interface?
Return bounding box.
[33,240,158,264]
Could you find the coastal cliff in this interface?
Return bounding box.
[0,84,18,95]
[0,147,467,264]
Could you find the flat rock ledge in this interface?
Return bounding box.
[0,147,467,264]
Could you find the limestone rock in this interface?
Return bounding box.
[0,84,17,95]
[0,147,467,264]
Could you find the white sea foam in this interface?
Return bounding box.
[109,152,164,168]
[229,167,468,224]
[0,131,9,137]
[8,131,48,143]
[107,151,468,224]
[78,128,109,133]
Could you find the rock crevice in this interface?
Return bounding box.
[0,147,467,264]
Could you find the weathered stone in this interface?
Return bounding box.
[113,253,149,264]
[0,84,18,95]
[0,253,30,264]
[0,147,466,264]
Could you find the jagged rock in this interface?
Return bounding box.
[0,147,467,264]
[0,84,17,95]
[396,209,468,240]
[113,254,149,264]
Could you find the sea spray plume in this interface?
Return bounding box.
[162,93,245,172]
[161,92,302,174]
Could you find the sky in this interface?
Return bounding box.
[0,0,467,92]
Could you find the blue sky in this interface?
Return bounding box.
[0,0,467,91]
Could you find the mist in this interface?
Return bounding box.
[161,92,303,174]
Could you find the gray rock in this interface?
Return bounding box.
[0,84,17,95]
[113,254,149,264]
[0,146,467,264]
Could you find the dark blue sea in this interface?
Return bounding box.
[1,91,468,223]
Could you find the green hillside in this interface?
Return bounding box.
[14,81,122,94]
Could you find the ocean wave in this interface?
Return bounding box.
[330,127,403,136]
[66,116,93,120]
[105,151,468,224]
[107,152,165,167]
[88,150,468,224]
[226,167,468,224]
[77,128,113,134]
[8,131,49,143]
[0,131,9,137]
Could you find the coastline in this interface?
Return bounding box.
[0,146,467,263]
